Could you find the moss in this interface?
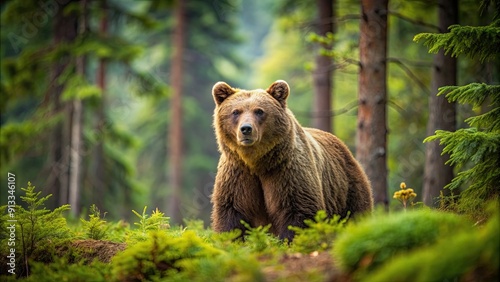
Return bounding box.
[368,207,499,282]
[332,209,472,274]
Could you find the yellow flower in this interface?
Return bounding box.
[400,182,407,189]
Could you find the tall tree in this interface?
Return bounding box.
[1,0,157,218]
[312,0,335,132]
[46,0,78,207]
[356,0,389,207]
[168,0,187,224]
[93,0,108,209]
[422,0,458,207]
[68,0,88,216]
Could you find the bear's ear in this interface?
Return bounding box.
[266,80,289,107]
[212,82,236,105]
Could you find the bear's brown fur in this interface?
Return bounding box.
[211,80,373,241]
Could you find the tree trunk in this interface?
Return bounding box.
[312,0,335,132]
[68,0,88,216]
[47,1,77,208]
[168,0,186,224]
[423,0,458,207]
[94,0,108,210]
[356,0,388,207]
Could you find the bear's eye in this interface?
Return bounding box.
[254,109,264,116]
[232,110,240,116]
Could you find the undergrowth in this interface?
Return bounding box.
[1,183,498,281]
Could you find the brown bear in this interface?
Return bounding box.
[210,80,373,241]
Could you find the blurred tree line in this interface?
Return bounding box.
[1,0,498,224]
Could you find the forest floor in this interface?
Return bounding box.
[260,251,347,281]
[62,239,126,263]
[67,239,346,281]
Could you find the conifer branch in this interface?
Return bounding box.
[438,83,500,107]
[414,20,500,62]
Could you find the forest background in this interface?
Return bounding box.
[1,0,498,226]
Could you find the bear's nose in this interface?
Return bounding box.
[240,124,253,135]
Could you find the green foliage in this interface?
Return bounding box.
[425,127,500,217]
[1,190,496,281]
[290,210,348,254]
[132,206,170,236]
[413,20,500,62]
[0,182,71,276]
[80,205,108,240]
[16,182,71,249]
[368,203,499,282]
[61,75,102,101]
[241,221,281,253]
[111,230,221,281]
[0,0,160,219]
[164,246,264,282]
[416,8,500,219]
[124,206,171,244]
[24,258,112,282]
[332,209,472,274]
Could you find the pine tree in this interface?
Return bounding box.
[414,10,500,219]
[357,0,389,207]
[0,0,162,219]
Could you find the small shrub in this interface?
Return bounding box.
[290,210,348,253]
[0,182,71,277]
[111,230,221,281]
[127,206,170,243]
[241,221,282,253]
[24,258,112,282]
[80,204,108,240]
[170,251,264,282]
[183,218,212,239]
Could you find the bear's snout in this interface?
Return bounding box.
[237,122,258,146]
[240,124,253,135]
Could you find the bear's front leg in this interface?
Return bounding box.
[211,200,247,233]
[261,174,326,241]
[211,157,267,236]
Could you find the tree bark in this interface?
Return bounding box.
[68,0,88,216]
[47,1,77,208]
[312,0,335,132]
[168,0,186,224]
[423,0,458,207]
[356,0,388,207]
[94,0,108,209]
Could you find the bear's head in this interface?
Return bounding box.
[212,80,292,162]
